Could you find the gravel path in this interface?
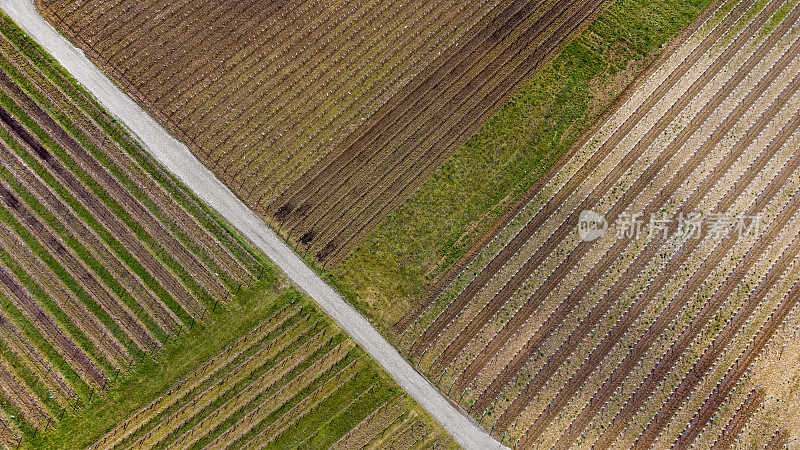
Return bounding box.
[0,1,504,448]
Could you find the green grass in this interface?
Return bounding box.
[0,392,31,441]
[333,0,715,331]
[0,201,119,375]
[0,164,156,356]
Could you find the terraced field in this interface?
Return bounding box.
[92,297,454,450]
[38,0,609,265]
[397,0,800,446]
[0,12,267,447]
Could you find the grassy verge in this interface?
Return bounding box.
[332,0,715,331]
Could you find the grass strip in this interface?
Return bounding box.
[0,15,266,276]
[0,114,191,325]
[0,203,116,376]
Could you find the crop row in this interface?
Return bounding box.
[93,301,451,449]
[407,0,769,368]
[395,0,755,342]
[407,0,764,378]
[506,9,800,444]
[271,0,611,264]
[0,16,267,438]
[496,28,794,440]
[39,0,507,263]
[398,0,800,445]
[392,0,722,335]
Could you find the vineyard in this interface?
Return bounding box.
[0,11,460,448]
[20,0,800,446]
[91,296,454,450]
[0,12,269,447]
[37,0,609,265]
[396,0,800,446]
